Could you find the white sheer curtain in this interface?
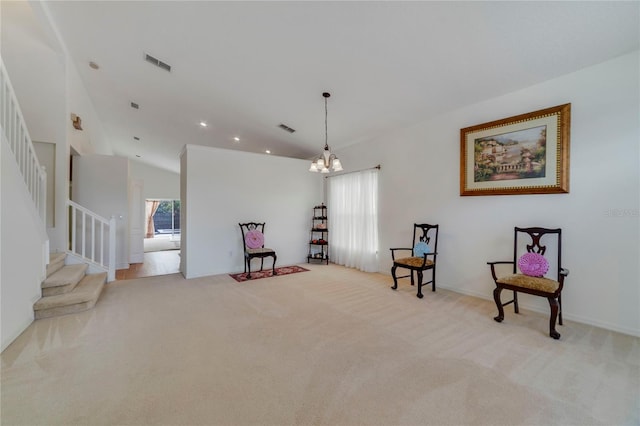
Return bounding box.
[328,169,379,272]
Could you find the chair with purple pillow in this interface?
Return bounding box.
[239,222,277,279]
[488,227,569,339]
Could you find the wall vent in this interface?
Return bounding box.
[144,53,172,72]
[278,123,296,133]
[130,102,139,109]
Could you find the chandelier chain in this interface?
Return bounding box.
[324,95,329,150]
[309,91,342,173]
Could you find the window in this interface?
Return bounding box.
[146,199,180,240]
[327,169,379,272]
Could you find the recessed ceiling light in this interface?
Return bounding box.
[200,121,207,127]
[89,61,100,70]
[265,150,271,154]
[233,137,240,142]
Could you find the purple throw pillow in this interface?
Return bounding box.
[245,230,264,249]
[518,252,549,277]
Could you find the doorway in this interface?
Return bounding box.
[144,199,181,252]
[116,199,181,280]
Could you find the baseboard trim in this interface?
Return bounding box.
[1,315,34,353]
[436,284,640,338]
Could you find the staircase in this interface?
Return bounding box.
[33,252,107,319]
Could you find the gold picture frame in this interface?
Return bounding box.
[460,103,570,196]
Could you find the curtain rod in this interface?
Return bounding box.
[324,164,381,178]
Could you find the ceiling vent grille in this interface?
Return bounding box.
[278,123,296,133]
[144,53,172,72]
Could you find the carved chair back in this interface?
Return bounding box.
[412,224,439,256]
[513,227,562,280]
[239,222,267,250]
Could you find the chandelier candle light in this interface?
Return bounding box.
[309,92,343,173]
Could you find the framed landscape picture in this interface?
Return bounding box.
[460,103,570,196]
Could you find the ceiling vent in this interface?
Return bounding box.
[278,123,296,133]
[144,53,171,72]
[130,102,139,109]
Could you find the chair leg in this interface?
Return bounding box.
[260,258,264,272]
[548,297,561,339]
[493,287,505,322]
[558,293,563,325]
[247,259,252,279]
[513,290,519,313]
[416,270,424,299]
[272,254,277,275]
[431,265,436,292]
[410,271,414,286]
[391,265,398,290]
[244,256,248,273]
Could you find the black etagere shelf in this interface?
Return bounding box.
[307,204,329,265]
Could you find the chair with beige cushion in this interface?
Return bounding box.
[488,227,569,339]
[390,224,439,298]
[239,222,277,279]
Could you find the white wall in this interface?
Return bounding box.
[72,154,130,269]
[335,51,640,336]
[1,138,48,351]
[129,160,180,200]
[66,60,112,157]
[1,1,71,253]
[181,145,323,279]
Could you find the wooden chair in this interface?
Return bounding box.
[238,222,277,279]
[488,227,569,339]
[390,224,439,298]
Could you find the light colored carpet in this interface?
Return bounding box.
[144,236,180,252]
[2,264,638,425]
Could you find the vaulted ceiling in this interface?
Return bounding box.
[4,1,639,173]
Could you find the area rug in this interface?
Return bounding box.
[229,265,309,282]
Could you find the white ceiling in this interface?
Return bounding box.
[11,2,640,172]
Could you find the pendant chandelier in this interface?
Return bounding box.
[309,92,343,173]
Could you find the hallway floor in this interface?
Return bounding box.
[115,250,180,280]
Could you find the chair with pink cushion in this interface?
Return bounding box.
[488,227,569,339]
[239,222,277,279]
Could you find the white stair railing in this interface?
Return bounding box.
[0,57,46,224]
[68,200,116,282]
[3,56,116,282]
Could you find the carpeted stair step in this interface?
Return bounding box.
[46,252,66,278]
[42,264,88,296]
[34,272,107,320]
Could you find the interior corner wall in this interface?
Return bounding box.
[33,142,56,228]
[180,151,188,276]
[335,51,640,336]
[181,145,323,279]
[72,154,130,269]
